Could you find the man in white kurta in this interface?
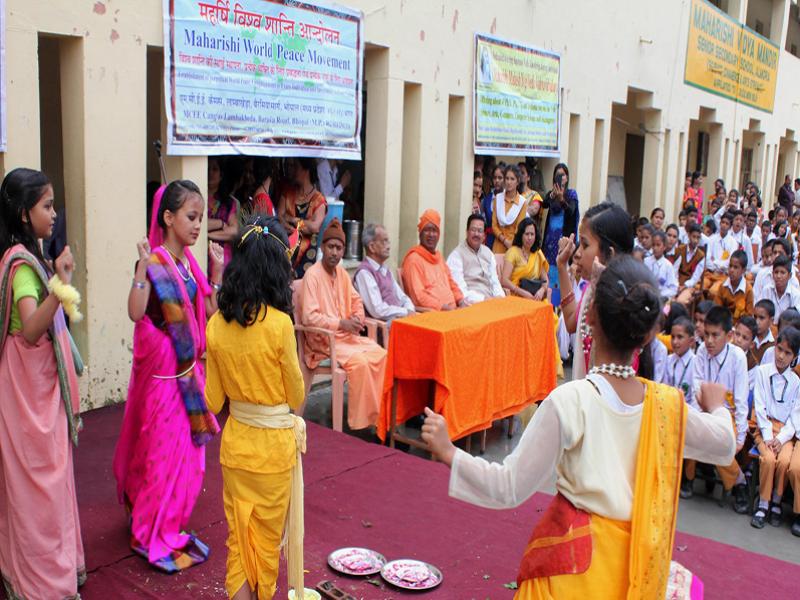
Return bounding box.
[446,215,505,304]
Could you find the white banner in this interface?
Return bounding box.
[163,0,363,158]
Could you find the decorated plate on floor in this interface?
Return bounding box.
[327,547,387,576]
[380,559,443,590]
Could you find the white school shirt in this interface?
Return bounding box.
[651,337,668,383]
[672,245,705,289]
[634,240,652,258]
[756,281,800,324]
[748,365,758,393]
[678,227,689,245]
[353,257,415,321]
[754,329,775,351]
[644,255,678,298]
[753,263,800,299]
[448,377,735,520]
[692,342,749,445]
[753,363,799,444]
[730,229,754,267]
[707,233,740,273]
[713,206,727,228]
[665,349,696,410]
[792,391,800,436]
[760,346,775,366]
[746,227,762,261]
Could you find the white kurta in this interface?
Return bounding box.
[449,377,735,521]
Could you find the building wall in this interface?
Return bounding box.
[4,0,800,408]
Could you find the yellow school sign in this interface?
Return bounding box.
[684,0,778,113]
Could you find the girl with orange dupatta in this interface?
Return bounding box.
[113,180,224,572]
[0,168,85,599]
[423,256,737,599]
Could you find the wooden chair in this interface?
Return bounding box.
[292,280,347,431]
[291,279,388,431]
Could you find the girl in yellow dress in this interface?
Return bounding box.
[205,215,306,600]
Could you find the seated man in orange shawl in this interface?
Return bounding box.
[299,219,387,430]
[401,209,467,311]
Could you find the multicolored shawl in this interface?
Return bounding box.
[146,246,219,446]
[0,245,82,446]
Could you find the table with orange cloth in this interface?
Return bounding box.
[377,296,558,444]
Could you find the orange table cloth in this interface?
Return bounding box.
[377,296,558,442]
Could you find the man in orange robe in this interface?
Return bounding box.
[299,219,387,430]
[401,209,467,311]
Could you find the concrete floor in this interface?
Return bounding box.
[301,376,800,566]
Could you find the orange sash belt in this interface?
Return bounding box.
[516,493,592,583]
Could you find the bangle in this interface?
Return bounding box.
[48,275,83,323]
[132,279,147,289]
[560,291,576,307]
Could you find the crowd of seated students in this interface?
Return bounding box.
[290,161,800,539]
[625,181,800,539]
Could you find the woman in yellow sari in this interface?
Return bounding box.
[423,256,736,599]
[502,217,550,302]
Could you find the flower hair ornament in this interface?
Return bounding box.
[238,223,295,260]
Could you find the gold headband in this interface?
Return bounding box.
[238,224,293,259]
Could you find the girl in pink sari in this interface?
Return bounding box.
[113,180,224,572]
[0,168,85,598]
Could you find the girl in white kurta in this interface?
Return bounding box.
[423,256,736,599]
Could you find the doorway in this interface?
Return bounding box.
[624,134,645,217]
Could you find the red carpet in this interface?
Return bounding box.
[75,405,800,599]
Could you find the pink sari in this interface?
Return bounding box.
[0,246,85,598]
[112,186,217,572]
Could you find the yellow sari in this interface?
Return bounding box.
[505,246,549,287]
[515,380,687,599]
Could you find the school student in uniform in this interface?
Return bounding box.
[644,230,678,299]
[691,306,750,513]
[755,256,800,324]
[714,250,754,320]
[760,308,800,367]
[733,315,759,392]
[750,328,800,529]
[752,299,776,364]
[670,318,700,499]
[693,300,714,349]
